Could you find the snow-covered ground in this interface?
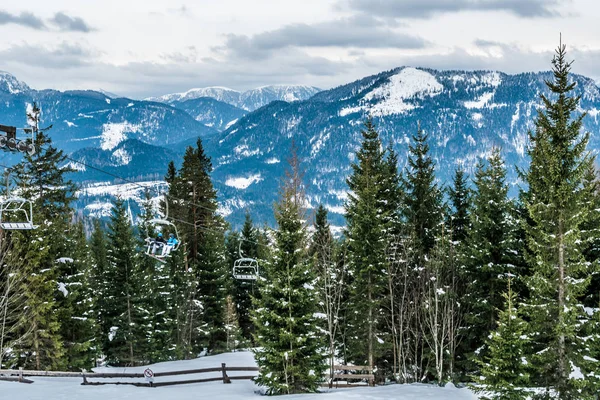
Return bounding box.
[1,351,478,400]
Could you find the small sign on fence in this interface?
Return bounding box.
[144,368,154,384]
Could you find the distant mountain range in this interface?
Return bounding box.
[146,85,321,111]
[1,68,600,227]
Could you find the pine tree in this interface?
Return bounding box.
[252,149,325,394]
[402,124,444,258]
[474,278,530,400]
[521,40,597,398]
[447,167,471,243]
[169,139,228,355]
[8,130,78,370]
[138,190,175,362]
[344,118,388,368]
[231,212,259,342]
[89,219,109,360]
[103,198,145,366]
[55,222,96,371]
[462,148,520,373]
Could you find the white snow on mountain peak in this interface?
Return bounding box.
[0,71,30,94]
[100,122,140,150]
[340,67,443,117]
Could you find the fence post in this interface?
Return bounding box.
[18,367,23,382]
[221,363,231,384]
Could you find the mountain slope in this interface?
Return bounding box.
[170,97,247,131]
[204,67,600,225]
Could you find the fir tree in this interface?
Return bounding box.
[344,118,388,368]
[89,219,109,359]
[55,222,96,371]
[104,198,145,366]
[521,40,597,397]
[447,167,471,243]
[462,148,519,373]
[252,149,325,394]
[402,124,444,258]
[169,139,228,355]
[474,278,530,400]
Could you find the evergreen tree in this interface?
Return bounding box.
[581,164,600,307]
[169,139,228,355]
[474,278,530,400]
[8,130,78,369]
[344,118,388,368]
[103,198,145,365]
[252,150,325,394]
[521,41,597,397]
[138,190,175,362]
[402,124,444,258]
[447,167,471,243]
[381,145,404,237]
[231,212,259,342]
[462,148,519,373]
[89,219,109,360]
[55,222,96,371]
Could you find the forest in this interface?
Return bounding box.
[0,43,599,400]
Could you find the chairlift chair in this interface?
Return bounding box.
[145,218,180,263]
[0,197,36,230]
[233,257,260,280]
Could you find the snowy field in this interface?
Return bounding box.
[0,351,478,400]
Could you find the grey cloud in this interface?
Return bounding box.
[4,40,599,101]
[220,16,427,59]
[50,12,94,32]
[342,0,564,19]
[0,42,94,69]
[0,10,46,29]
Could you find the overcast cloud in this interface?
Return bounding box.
[0,0,596,98]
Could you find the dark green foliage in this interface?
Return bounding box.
[521,41,597,398]
[462,149,520,373]
[252,152,325,394]
[447,168,471,243]
[103,198,145,366]
[402,124,444,258]
[344,118,389,368]
[474,279,530,400]
[55,222,96,371]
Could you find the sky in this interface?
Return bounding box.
[0,0,598,99]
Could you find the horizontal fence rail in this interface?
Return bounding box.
[0,363,260,387]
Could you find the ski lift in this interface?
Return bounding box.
[144,218,180,263]
[0,197,36,230]
[233,241,259,280]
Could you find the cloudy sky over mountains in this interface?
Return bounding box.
[0,0,598,98]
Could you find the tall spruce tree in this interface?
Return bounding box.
[252,149,325,394]
[447,168,471,243]
[8,130,78,369]
[103,198,145,365]
[168,139,228,355]
[344,118,388,368]
[402,124,444,259]
[521,41,598,397]
[474,278,530,400]
[462,148,519,373]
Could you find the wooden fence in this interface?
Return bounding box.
[0,363,259,387]
[326,365,375,388]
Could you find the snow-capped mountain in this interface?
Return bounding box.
[202,67,600,225]
[147,85,321,111]
[3,68,600,228]
[0,74,217,154]
[170,97,247,131]
[0,71,30,94]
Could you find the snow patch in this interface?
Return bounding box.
[100,122,140,150]
[63,120,77,128]
[225,174,262,189]
[57,282,69,297]
[264,157,280,164]
[112,148,132,166]
[464,92,494,109]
